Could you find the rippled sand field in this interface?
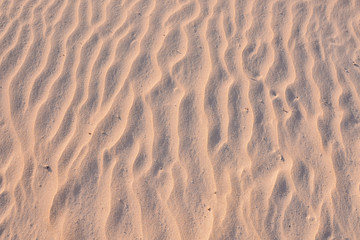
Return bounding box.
[1,0,360,239]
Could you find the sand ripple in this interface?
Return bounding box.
[0,0,360,239]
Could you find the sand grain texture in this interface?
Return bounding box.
[1,0,360,239]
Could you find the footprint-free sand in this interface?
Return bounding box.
[1,0,360,239]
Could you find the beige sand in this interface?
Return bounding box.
[1,0,360,239]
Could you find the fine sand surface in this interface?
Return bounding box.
[1,0,360,239]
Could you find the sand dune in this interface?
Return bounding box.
[1,0,360,239]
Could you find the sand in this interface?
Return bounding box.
[0,0,360,239]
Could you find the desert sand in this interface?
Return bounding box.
[0,0,360,239]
